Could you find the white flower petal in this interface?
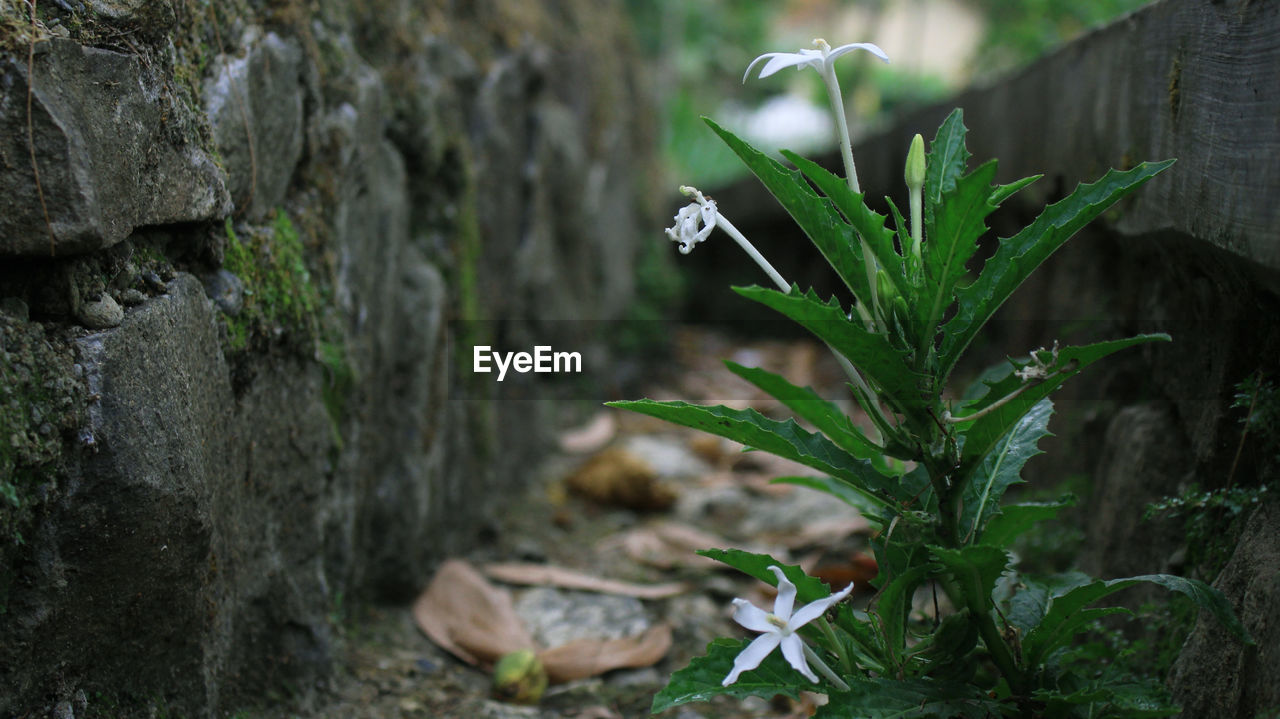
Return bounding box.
[722,632,782,686]
[744,51,818,81]
[825,42,890,65]
[767,566,797,621]
[730,598,776,634]
[787,582,855,629]
[779,634,819,683]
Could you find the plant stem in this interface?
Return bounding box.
[803,643,850,692]
[820,60,880,324]
[816,617,854,676]
[714,214,789,293]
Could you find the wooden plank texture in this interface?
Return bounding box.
[845,0,1280,273]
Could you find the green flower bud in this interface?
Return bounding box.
[492,649,547,705]
[905,133,926,191]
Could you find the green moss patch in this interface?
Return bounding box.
[221,211,321,353]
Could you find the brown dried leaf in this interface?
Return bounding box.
[412,560,535,667]
[483,562,688,600]
[538,624,673,683]
[557,412,617,454]
[565,448,676,511]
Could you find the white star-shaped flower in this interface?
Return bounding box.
[743,38,889,83]
[722,565,854,686]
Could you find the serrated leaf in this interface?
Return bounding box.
[704,118,874,305]
[989,173,1042,205]
[924,109,972,233]
[980,497,1075,549]
[732,286,924,413]
[724,361,886,465]
[876,564,932,671]
[1023,573,1252,667]
[816,677,1002,719]
[773,476,889,526]
[698,548,834,602]
[782,150,908,298]
[651,637,812,712]
[920,160,999,350]
[931,546,1011,613]
[953,335,1170,484]
[959,398,1054,543]
[939,159,1176,380]
[605,399,898,505]
[1005,572,1093,635]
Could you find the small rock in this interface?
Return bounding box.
[76,294,124,329]
[119,289,147,307]
[0,297,29,320]
[51,700,74,719]
[202,269,244,316]
[514,587,649,648]
[72,690,88,714]
[140,271,167,293]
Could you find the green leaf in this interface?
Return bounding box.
[924,109,972,233]
[1005,572,1093,635]
[959,398,1054,543]
[697,548,831,602]
[724,361,886,464]
[876,564,932,671]
[816,677,1002,719]
[732,286,924,414]
[979,497,1075,549]
[953,335,1170,482]
[605,399,898,506]
[989,173,1042,205]
[772,476,889,526]
[651,638,812,712]
[939,159,1176,380]
[704,118,874,305]
[1023,573,1252,667]
[782,150,908,298]
[920,160,999,352]
[931,545,1011,612]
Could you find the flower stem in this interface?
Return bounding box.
[816,617,854,676]
[714,214,789,293]
[802,643,850,692]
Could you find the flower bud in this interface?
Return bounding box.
[905,133,926,191]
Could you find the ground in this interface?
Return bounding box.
[264,327,878,719]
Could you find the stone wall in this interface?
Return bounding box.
[0,1,652,716]
[707,1,1278,717]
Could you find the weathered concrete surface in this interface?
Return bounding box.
[0,38,230,256]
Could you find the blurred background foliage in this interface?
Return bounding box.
[625,0,1150,188]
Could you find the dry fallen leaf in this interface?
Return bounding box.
[538,624,673,683]
[565,448,676,511]
[604,520,772,570]
[412,560,535,667]
[483,562,688,600]
[557,412,617,454]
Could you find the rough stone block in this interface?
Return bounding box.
[205,29,306,219]
[0,39,228,257]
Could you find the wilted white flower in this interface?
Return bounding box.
[722,565,854,687]
[665,186,718,255]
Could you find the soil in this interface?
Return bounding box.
[262,327,873,719]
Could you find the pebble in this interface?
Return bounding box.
[76,294,124,329]
[202,269,244,316]
[514,587,649,648]
[119,289,147,307]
